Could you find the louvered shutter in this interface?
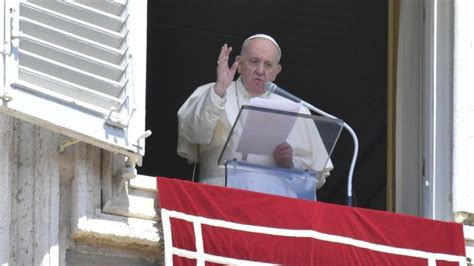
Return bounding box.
[1,0,148,163]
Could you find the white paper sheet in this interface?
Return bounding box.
[235,98,302,155]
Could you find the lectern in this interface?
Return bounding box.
[218,105,343,200]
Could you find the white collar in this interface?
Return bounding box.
[236,77,269,100]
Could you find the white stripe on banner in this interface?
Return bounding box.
[172,247,280,265]
[161,209,467,266]
[193,221,204,266]
[161,209,173,266]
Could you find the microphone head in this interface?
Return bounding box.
[264,81,277,93]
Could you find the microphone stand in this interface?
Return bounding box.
[301,100,359,206]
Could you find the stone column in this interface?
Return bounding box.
[9,121,61,265]
[0,113,13,264]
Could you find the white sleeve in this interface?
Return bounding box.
[177,83,226,146]
[288,108,334,188]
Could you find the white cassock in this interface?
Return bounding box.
[177,77,333,198]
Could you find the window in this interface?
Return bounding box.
[1,0,148,165]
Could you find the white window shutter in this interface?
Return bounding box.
[1,0,148,164]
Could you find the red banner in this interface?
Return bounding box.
[157,177,466,265]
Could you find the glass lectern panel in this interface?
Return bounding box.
[218,105,343,201]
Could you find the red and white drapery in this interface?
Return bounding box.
[157,177,466,265]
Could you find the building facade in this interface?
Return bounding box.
[1,0,473,264]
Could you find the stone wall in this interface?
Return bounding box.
[0,113,161,265]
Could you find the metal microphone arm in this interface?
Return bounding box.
[301,100,359,206]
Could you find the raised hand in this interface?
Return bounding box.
[273,142,294,169]
[214,44,239,97]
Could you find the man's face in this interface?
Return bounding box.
[237,38,282,95]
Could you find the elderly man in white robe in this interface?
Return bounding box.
[177,34,333,198]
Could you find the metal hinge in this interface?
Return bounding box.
[1,92,13,102]
[105,108,136,128]
[58,138,80,153]
[2,6,19,56]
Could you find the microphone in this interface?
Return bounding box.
[264,82,301,103]
[264,81,359,206]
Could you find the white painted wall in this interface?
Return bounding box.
[453,0,474,217]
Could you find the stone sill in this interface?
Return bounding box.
[129,175,158,192]
[72,209,160,251]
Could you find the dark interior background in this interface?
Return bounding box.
[141,0,388,210]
